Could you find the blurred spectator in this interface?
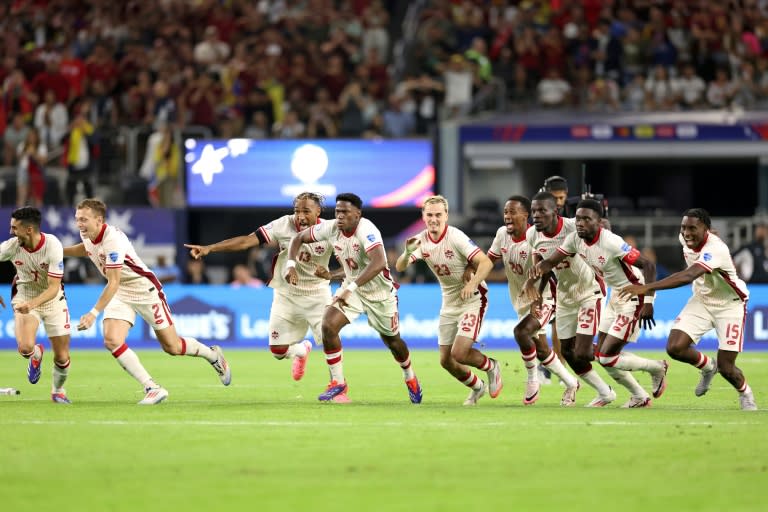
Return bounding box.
[733,220,768,283]
[273,109,305,138]
[587,77,620,112]
[33,89,68,150]
[142,124,181,208]
[396,73,443,135]
[673,63,707,110]
[180,71,222,130]
[337,80,373,137]
[381,93,415,138]
[3,112,30,166]
[64,100,95,205]
[31,57,69,106]
[442,53,474,118]
[151,255,181,284]
[194,26,231,72]
[707,68,737,108]
[623,73,646,111]
[230,263,264,288]
[537,68,572,107]
[2,69,35,121]
[645,65,676,110]
[16,127,46,208]
[184,258,211,285]
[243,111,271,139]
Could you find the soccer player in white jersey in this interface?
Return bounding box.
[0,207,72,403]
[185,192,332,381]
[394,195,501,405]
[619,208,757,411]
[487,195,579,406]
[285,192,422,404]
[65,199,231,405]
[524,192,615,407]
[534,199,668,408]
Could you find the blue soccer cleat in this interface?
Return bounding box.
[27,344,44,384]
[318,380,349,403]
[406,377,422,404]
[51,392,72,404]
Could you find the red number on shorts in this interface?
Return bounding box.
[63,307,70,329]
[298,251,311,263]
[578,308,595,324]
[152,304,163,325]
[391,311,400,331]
[460,313,477,332]
[726,323,741,344]
[345,257,359,270]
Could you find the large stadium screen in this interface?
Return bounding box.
[184,139,435,207]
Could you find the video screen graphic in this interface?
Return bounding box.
[185,139,434,207]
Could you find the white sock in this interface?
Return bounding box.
[579,367,612,396]
[542,352,577,388]
[179,337,216,362]
[612,351,662,374]
[461,370,484,391]
[111,343,155,389]
[521,348,538,382]
[325,349,345,384]
[397,354,416,380]
[52,359,70,393]
[604,366,649,398]
[286,341,309,359]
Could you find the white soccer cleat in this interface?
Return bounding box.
[463,381,487,406]
[584,386,617,408]
[695,359,718,397]
[621,395,652,408]
[138,386,169,405]
[560,381,580,407]
[523,380,541,405]
[651,360,669,399]
[739,390,758,411]
[210,345,232,386]
[486,358,503,398]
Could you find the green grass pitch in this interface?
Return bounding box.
[1,349,766,512]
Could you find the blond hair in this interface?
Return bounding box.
[422,195,449,213]
[76,198,107,219]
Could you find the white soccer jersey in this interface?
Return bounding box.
[680,232,749,307]
[0,233,64,301]
[488,225,555,312]
[82,224,162,304]
[558,228,643,289]
[409,225,487,311]
[309,217,397,302]
[526,217,604,307]
[258,215,332,296]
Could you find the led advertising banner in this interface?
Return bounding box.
[184,139,435,207]
[1,284,766,351]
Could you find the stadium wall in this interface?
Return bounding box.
[1,284,766,351]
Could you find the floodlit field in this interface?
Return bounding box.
[1,349,765,512]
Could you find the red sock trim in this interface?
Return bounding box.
[270,345,289,358]
[542,352,556,365]
[112,343,129,358]
[479,356,491,371]
[695,353,708,369]
[325,349,342,365]
[55,359,71,369]
[576,363,594,376]
[179,337,187,355]
[521,348,537,361]
[738,380,748,393]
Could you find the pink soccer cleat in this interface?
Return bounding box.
[291,340,313,381]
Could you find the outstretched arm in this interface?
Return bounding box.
[64,243,87,257]
[185,232,264,259]
[619,264,707,299]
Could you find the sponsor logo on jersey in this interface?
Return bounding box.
[367,234,376,243]
[58,261,64,270]
[109,252,119,262]
[702,253,712,262]
[621,243,631,252]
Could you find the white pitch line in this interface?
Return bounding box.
[0,419,762,427]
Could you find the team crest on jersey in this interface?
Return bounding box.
[109,251,119,263]
[597,256,606,265]
[352,243,360,253]
[702,253,712,261]
[313,245,325,255]
[444,249,454,259]
[40,263,49,270]
[519,250,527,259]
[13,260,23,266]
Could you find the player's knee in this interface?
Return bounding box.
[102,337,121,351]
[270,345,289,360]
[665,342,686,360]
[597,353,617,367]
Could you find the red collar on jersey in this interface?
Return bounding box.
[91,223,108,244]
[691,231,709,253]
[427,224,448,243]
[585,227,602,246]
[23,232,46,253]
[543,216,564,238]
